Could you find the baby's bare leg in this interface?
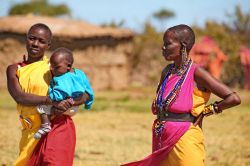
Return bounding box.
[34,105,52,139]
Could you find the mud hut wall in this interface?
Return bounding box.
[0,34,131,90]
[72,44,130,90]
[0,35,26,88]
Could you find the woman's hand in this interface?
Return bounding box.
[52,99,74,111]
[51,107,64,116]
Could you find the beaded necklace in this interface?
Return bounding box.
[156,59,192,111]
[154,59,192,137]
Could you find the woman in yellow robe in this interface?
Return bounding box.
[7,24,53,166]
[7,24,87,166]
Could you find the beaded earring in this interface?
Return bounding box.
[181,45,188,63]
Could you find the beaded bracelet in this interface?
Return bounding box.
[203,104,214,116]
[203,101,222,116]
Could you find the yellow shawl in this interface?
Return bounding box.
[14,57,51,166]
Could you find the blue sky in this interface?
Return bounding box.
[1,0,250,32]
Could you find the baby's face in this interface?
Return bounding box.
[50,56,69,76]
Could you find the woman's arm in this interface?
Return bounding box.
[6,64,72,110]
[194,66,241,111]
[6,64,48,105]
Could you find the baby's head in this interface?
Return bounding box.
[50,47,74,76]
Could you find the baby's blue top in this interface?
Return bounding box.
[49,68,94,109]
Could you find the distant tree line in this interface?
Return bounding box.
[9,0,70,17]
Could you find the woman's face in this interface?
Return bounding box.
[162,30,181,61]
[26,27,51,59]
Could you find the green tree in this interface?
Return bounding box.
[153,9,175,31]
[8,0,71,17]
[228,5,250,47]
[230,5,250,35]
[101,20,125,28]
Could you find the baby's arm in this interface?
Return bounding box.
[72,93,90,106]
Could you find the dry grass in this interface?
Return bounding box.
[0,88,249,166]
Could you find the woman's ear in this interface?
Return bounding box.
[181,42,187,47]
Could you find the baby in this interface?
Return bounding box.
[34,47,94,139]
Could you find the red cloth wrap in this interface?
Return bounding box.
[28,115,76,166]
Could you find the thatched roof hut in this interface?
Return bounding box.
[0,15,134,90]
[0,15,132,39]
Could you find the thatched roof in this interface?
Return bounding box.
[0,15,133,39]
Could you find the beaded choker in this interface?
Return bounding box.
[171,62,189,76]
